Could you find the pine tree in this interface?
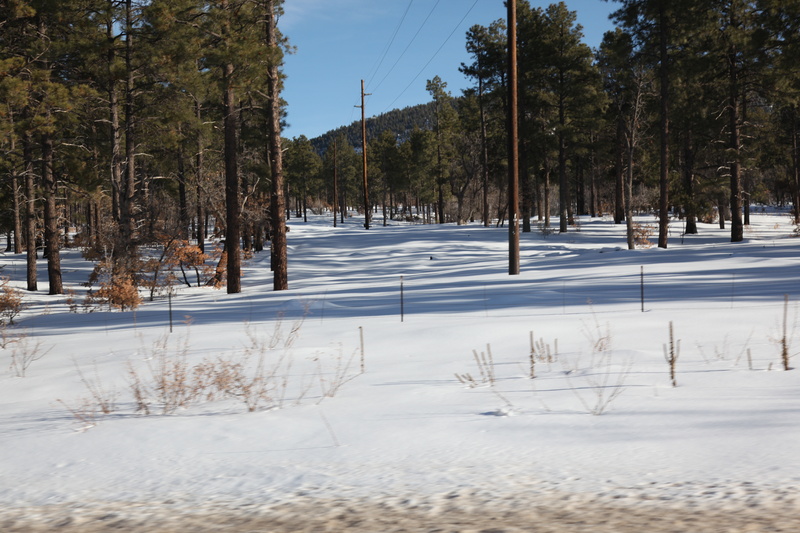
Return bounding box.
[426,76,458,224]
[541,2,601,233]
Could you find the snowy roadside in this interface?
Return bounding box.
[2,482,799,533]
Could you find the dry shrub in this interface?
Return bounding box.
[65,314,359,426]
[0,277,24,325]
[85,258,142,311]
[140,235,214,300]
[126,314,313,415]
[206,245,227,289]
[90,275,141,311]
[632,223,655,248]
[129,346,274,414]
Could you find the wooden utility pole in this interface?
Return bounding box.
[333,139,338,228]
[357,80,371,229]
[507,0,520,275]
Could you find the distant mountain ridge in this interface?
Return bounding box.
[309,101,437,154]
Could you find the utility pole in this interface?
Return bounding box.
[507,0,520,275]
[356,80,372,229]
[333,139,338,228]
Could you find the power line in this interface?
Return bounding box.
[369,0,441,95]
[365,0,415,89]
[381,0,480,113]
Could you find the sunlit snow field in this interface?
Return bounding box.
[1,211,799,530]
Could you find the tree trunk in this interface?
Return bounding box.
[589,137,598,218]
[543,160,551,228]
[333,140,338,228]
[267,0,288,291]
[178,149,189,240]
[576,160,586,216]
[682,129,698,234]
[109,72,122,224]
[614,118,625,224]
[42,130,62,295]
[23,131,37,292]
[479,77,490,227]
[558,101,568,233]
[728,43,743,242]
[120,0,136,259]
[742,89,750,226]
[12,166,23,254]
[625,144,635,250]
[223,62,241,293]
[195,100,205,253]
[9,112,23,253]
[521,138,531,233]
[792,106,800,224]
[657,5,670,249]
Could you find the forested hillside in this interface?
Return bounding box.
[2,0,799,303]
[310,102,439,155]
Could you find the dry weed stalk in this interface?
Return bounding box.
[57,398,104,430]
[582,309,612,364]
[564,329,631,415]
[73,360,118,416]
[530,334,558,374]
[781,294,792,370]
[529,331,536,379]
[766,294,796,371]
[663,321,680,387]
[7,332,51,377]
[316,344,360,401]
[455,344,496,388]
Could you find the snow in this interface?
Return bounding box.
[2,211,800,530]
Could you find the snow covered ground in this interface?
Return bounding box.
[2,211,800,531]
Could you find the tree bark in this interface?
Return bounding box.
[42,129,62,294]
[333,140,338,228]
[558,93,568,233]
[266,0,288,291]
[792,106,800,224]
[614,117,625,224]
[543,159,551,228]
[479,76,490,227]
[223,61,241,293]
[682,129,698,234]
[195,100,205,253]
[120,0,136,258]
[626,143,635,250]
[178,148,189,240]
[23,131,37,292]
[657,5,670,249]
[521,138,531,232]
[12,171,23,253]
[728,41,743,242]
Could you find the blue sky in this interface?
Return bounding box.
[280,0,618,141]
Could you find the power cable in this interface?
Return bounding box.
[381,0,480,113]
[369,0,441,95]
[365,0,415,89]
